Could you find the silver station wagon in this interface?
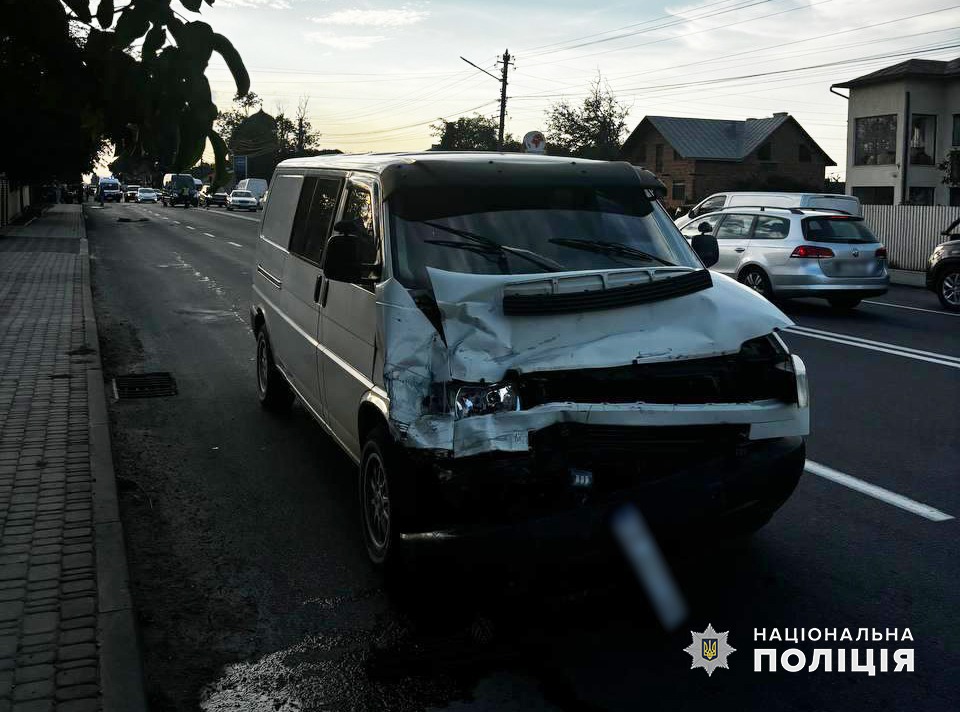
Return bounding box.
[680,207,889,309]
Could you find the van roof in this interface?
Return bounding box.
[275,151,665,196]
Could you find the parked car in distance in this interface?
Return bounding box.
[925,217,960,312]
[680,206,888,309]
[123,185,140,202]
[227,190,259,212]
[236,178,268,209]
[199,185,228,208]
[96,179,122,202]
[677,192,863,228]
[161,173,199,207]
[250,152,810,569]
[136,187,159,203]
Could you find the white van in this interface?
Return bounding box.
[236,178,268,207]
[250,153,809,568]
[96,178,122,202]
[677,192,862,227]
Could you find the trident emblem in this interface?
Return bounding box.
[702,639,718,661]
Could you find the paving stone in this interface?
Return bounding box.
[0,565,27,582]
[52,685,97,704]
[52,667,95,689]
[55,645,94,664]
[57,618,93,633]
[58,599,93,622]
[12,678,53,701]
[11,700,54,712]
[0,601,24,622]
[59,556,91,573]
[0,670,11,697]
[26,567,59,584]
[21,613,58,636]
[54,700,99,712]
[58,582,92,596]
[16,652,55,667]
[0,635,15,659]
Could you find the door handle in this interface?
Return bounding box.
[319,278,330,308]
[314,275,324,303]
[734,247,746,253]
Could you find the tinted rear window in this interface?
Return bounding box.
[802,217,877,243]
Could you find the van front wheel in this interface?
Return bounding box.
[360,428,403,568]
[256,331,293,411]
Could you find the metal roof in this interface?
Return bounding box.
[645,115,789,160]
[833,57,960,89]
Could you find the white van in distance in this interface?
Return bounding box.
[677,192,862,228]
[250,153,810,568]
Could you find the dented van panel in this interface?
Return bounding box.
[376,266,804,458]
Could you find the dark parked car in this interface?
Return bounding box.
[926,217,960,311]
[161,173,199,208]
[199,185,228,208]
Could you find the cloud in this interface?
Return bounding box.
[304,33,389,49]
[309,7,429,28]
[218,0,292,8]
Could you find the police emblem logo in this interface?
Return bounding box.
[684,624,735,676]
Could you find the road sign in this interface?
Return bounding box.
[233,155,247,180]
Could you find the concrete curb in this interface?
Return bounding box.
[888,269,925,288]
[79,207,150,712]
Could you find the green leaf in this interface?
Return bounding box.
[113,6,150,48]
[63,0,92,23]
[208,129,229,189]
[180,0,204,12]
[142,24,166,58]
[211,33,249,96]
[96,0,114,28]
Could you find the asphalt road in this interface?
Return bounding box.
[86,201,959,712]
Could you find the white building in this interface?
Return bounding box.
[833,57,960,206]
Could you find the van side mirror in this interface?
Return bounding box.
[692,233,719,268]
[323,232,380,284]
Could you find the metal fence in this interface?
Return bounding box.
[862,205,960,272]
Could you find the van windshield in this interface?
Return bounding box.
[388,184,700,290]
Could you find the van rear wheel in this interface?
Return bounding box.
[256,331,293,411]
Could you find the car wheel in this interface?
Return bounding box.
[738,267,773,299]
[360,427,404,568]
[936,269,960,312]
[256,330,293,412]
[828,297,861,310]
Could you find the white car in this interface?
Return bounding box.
[136,187,158,203]
[227,190,259,212]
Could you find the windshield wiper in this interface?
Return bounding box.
[419,221,566,272]
[548,237,676,267]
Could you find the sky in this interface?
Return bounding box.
[107,0,960,178]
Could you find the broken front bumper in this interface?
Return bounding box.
[400,425,805,552]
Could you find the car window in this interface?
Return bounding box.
[289,177,342,265]
[680,214,721,239]
[698,195,727,214]
[752,216,791,240]
[803,217,878,244]
[715,214,755,239]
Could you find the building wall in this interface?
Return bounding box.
[845,77,960,205]
[622,119,830,211]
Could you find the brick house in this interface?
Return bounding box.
[620,113,836,211]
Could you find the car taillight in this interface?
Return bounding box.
[875,246,887,259]
[791,245,835,258]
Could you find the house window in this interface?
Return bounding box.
[854,115,897,165]
[757,142,772,161]
[850,186,894,205]
[952,114,959,147]
[907,186,934,205]
[910,115,937,165]
[672,181,686,202]
[655,144,664,173]
[636,144,647,162]
[798,144,812,162]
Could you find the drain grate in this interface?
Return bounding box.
[113,372,178,399]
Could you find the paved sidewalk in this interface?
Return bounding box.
[0,206,145,712]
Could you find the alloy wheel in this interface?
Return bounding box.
[363,453,390,552]
[942,272,960,307]
[256,338,269,398]
[742,270,767,296]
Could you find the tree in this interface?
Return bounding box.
[938,148,960,188]
[545,77,629,160]
[215,92,263,150]
[430,114,518,151]
[0,0,248,186]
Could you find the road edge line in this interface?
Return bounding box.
[79,207,150,712]
[805,460,954,522]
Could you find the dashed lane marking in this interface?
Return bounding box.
[186,226,195,230]
[805,460,954,522]
[786,325,960,369]
[203,232,215,238]
[227,241,244,248]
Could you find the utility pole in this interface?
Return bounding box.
[460,49,514,150]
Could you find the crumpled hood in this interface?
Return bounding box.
[426,267,793,382]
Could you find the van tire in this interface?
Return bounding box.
[828,297,861,310]
[936,268,960,311]
[360,427,405,569]
[256,331,293,411]
[738,267,773,299]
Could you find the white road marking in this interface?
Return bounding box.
[172,221,180,225]
[203,232,215,238]
[185,226,195,230]
[204,210,260,223]
[227,241,244,248]
[805,460,954,522]
[786,325,960,369]
[863,300,958,317]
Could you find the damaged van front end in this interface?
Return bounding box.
[376,264,808,546]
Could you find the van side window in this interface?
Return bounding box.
[289,177,341,265]
[340,185,379,266]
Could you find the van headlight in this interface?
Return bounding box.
[453,382,521,419]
